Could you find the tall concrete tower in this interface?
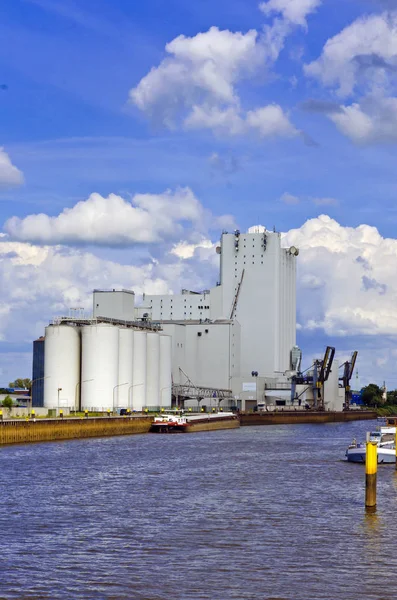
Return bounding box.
[211,227,297,378]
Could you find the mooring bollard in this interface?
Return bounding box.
[365,432,377,511]
[59,409,63,419]
[85,410,88,419]
[0,410,3,422]
[107,409,111,418]
[31,409,36,422]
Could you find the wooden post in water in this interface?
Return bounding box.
[365,432,377,511]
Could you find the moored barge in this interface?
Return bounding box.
[150,412,240,433]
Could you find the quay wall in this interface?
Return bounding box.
[239,410,377,426]
[0,416,153,446]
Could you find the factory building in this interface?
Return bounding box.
[32,226,349,412]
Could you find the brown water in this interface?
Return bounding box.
[0,420,396,600]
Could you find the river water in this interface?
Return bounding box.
[0,419,396,600]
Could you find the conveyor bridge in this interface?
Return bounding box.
[172,384,233,400]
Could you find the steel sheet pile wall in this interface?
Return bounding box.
[146,333,160,408]
[159,335,172,407]
[81,324,119,411]
[132,331,147,411]
[44,325,80,409]
[117,328,134,409]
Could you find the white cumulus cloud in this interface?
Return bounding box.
[4,187,229,246]
[129,23,298,138]
[0,147,24,187]
[283,214,397,336]
[328,97,397,144]
[304,12,397,96]
[303,12,397,144]
[130,27,267,125]
[259,0,321,27]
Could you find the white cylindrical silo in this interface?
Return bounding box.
[132,331,146,411]
[81,324,119,411]
[159,335,172,408]
[146,332,160,409]
[44,325,80,410]
[117,328,134,409]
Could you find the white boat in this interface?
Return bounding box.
[345,428,396,464]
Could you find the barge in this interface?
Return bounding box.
[150,412,240,433]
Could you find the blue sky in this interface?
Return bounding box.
[1,0,397,387]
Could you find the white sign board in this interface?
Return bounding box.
[243,382,257,392]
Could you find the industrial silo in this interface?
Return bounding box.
[44,325,80,410]
[159,335,172,407]
[131,331,147,411]
[81,324,119,411]
[146,332,160,409]
[117,328,134,410]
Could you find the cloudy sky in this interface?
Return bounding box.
[1,0,397,388]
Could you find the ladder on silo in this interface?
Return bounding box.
[230,269,245,320]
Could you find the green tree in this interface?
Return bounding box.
[2,396,13,409]
[361,383,383,407]
[8,378,31,390]
[387,389,397,405]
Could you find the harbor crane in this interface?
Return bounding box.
[339,351,358,411]
[290,346,335,410]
